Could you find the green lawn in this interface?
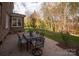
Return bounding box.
[43,30,79,47]
[44,30,63,42]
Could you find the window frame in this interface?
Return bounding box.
[11,16,22,27]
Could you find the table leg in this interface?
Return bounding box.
[27,42,28,51]
[29,41,32,49]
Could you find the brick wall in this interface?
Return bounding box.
[0,2,14,42]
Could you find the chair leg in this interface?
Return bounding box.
[32,48,43,56]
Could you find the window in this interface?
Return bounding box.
[11,17,22,27]
[5,14,9,29]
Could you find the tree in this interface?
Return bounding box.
[68,2,79,17]
[41,2,69,32]
[68,3,79,33]
[30,11,37,29]
[24,16,33,28]
[41,2,56,31]
[41,2,79,32]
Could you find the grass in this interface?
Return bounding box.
[69,35,79,44]
[43,30,79,47]
[44,30,63,42]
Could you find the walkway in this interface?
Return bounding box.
[0,33,75,56]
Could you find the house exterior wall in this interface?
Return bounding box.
[0,2,25,42]
[0,2,14,42]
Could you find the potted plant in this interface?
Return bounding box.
[28,28,34,37]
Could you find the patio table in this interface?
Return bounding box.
[23,32,45,55]
[23,32,41,51]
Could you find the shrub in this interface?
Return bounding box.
[61,32,70,47]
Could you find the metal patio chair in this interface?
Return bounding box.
[22,34,34,51]
[17,33,27,50]
[32,37,45,56]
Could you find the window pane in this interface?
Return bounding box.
[12,17,22,27]
[5,14,9,29]
[12,17,17,26]
[18,19,21,26]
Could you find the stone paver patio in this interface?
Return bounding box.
[0,33,75,56]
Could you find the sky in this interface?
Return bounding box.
[13,2,79,20]
[13,2,43,15]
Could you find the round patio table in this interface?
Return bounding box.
[23,33,38,51]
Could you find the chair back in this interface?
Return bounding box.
[35,37,45,48]
[16,33,22,44]
[22,34,29,42]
